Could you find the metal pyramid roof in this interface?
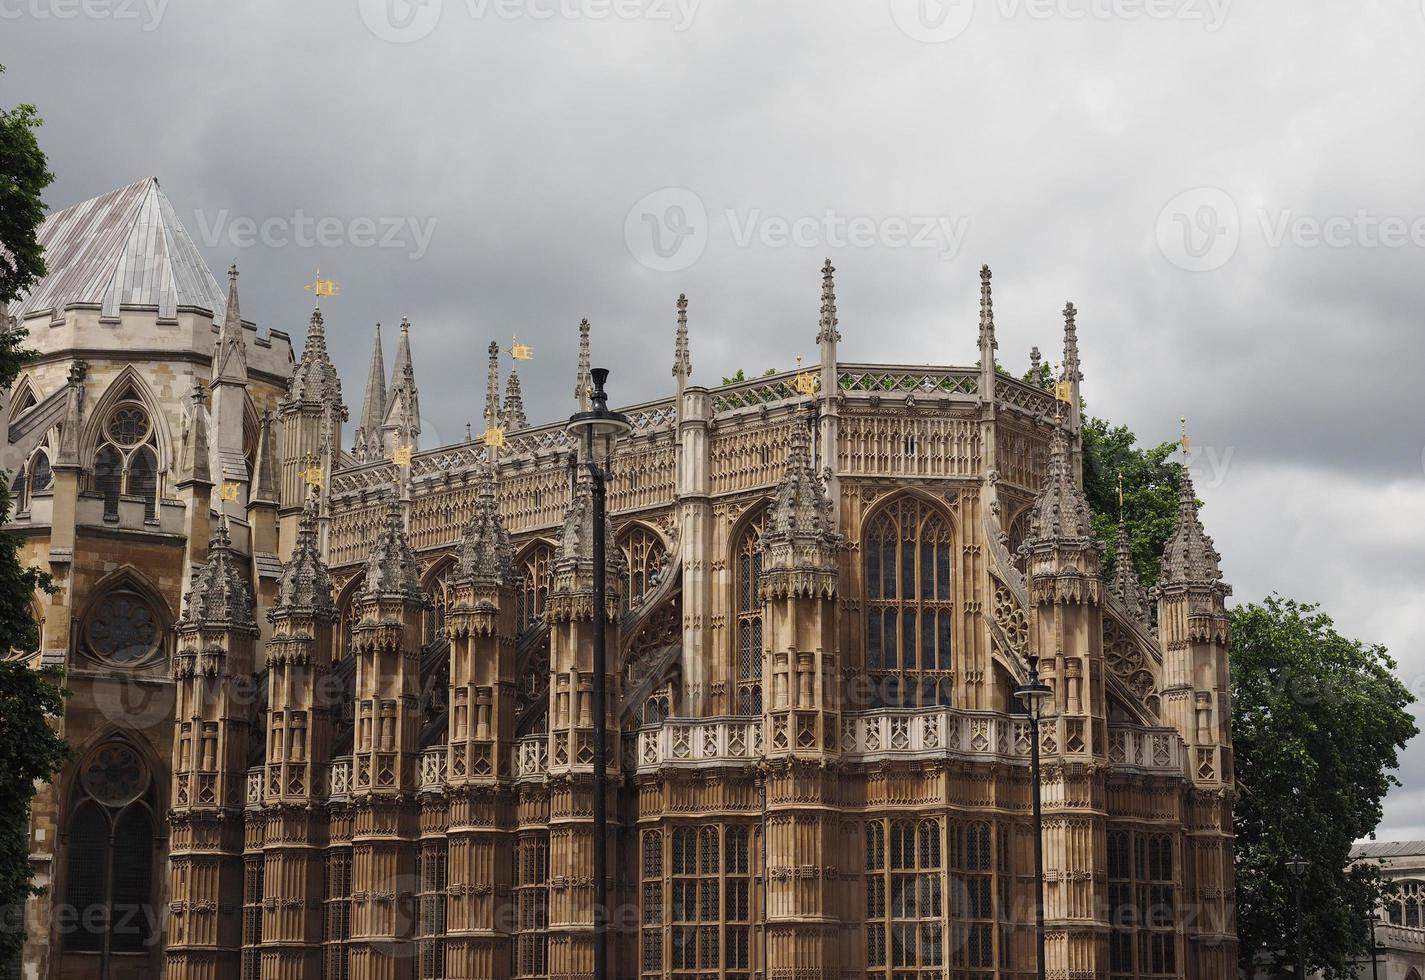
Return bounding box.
[13,177,227,322]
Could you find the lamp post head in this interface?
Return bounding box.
[1288,855,1309,877]
[1015,654,1052,720]
[568,367,632,470]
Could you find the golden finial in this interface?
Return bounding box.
[792,354,819,397]
[1117,471,1125,519]
[300,452,324,487]
[219,481,241,502]
[1052,359,1073,404]
[1180,416,1191,459]
[506,335,534,361]
[303,268,340,304]
[481,424,507,450]
[391,444,413,467]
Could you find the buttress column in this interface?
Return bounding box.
[545,466,624,980]
[759,413,846,980]
[260,497,339,979]
[348,496,428,980]
[444,460,519,980]
[1017,420,1109,976]
[167,523,259,980]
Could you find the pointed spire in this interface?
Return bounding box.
[1029,346,1042,377]
[978,264,997,358]
[1109,517,1151,623]
[553,465,624,590]
[272,495,337,619]
[383,316,420,449]
[815,259,840,346]
[54,360,87,469]
[178,382,211,487]
[250,410,279,505]
[213,264,248,384]
[361,493,424,603]
[353,322,387,460]
[1062,301,1081,385]
[485,340,501,430]
[502,370,528,431]
[181,520,258,631]
[575,318,592,411]
[1157,466,1225,591]
[453,461,514,588]
[672,293,691,382]
[1018,420,1098,559]
[288,306,345,409]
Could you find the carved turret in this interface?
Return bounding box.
[177,383,214,582]
[209,265,250,516]
[348,494,426,979]
[574,318,592,411]
[1018,418,1109,971]
[167,521,259,979]
[259,496,338,980]
[247,410,281,607]
[279,305,348,556]
[978,264,997,394]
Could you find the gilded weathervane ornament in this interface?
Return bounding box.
[792,354,819,397]
[300,452,323,488]
[303,268,340,304]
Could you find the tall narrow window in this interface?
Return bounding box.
[322,848,353,980]
[620,524,668,610]
[424,564,453,646]
[516,835,549,978]
[864,496,954,707]
[241,857,264,980]
[516,543,555,631]
[865,818,943,980]
[418,842,448,980]
[92,398,161,519]
[1106,829,1178,979]
[668,824,753,980]
[642,830,664,980]
[734,512,767,717]
[12,445,52,512]
[62,741,157,971]
[950,821,994,978]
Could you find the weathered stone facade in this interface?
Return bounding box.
[8,183,1236,980]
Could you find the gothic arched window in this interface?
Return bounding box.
[423,562,453,647]
[516,542,555,632]
[734,510,767,717]
[618,523,667,610]
[62,741,157,960]
[93,399,160,519]
[864,496,954,708]
[12,444,53,513]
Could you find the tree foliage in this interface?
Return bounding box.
[0,65,53,306]
[1079,416,1183,591]
[1230,597,1415,978]
[0,66,66,980]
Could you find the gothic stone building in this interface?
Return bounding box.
[8,179,1236,980]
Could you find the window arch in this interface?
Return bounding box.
[864,495,954,708]
[733,508,767,717]
[516,541,555,632]
[618,523,667,610]
[92,396,161,519]
[62,740,158,962]
[12,443,53,513]
[422,559,454,647]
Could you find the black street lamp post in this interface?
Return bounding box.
[568,367,631,980]
[1014,652,1052,980]
[1287,854,1309,980]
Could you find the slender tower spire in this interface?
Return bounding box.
[383,315,421,453]
[213,263,248,384]
[353,323,386,461]
[1029,345,1042,379]
[978,264,997,377]
[815,258,840,347]
[484,340,501,432]
[575,318,592,411]
[673,293,691,385]
[502,370,528,431]
[1062,301,1082,421]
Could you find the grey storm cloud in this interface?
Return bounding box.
[3,0,1424,833]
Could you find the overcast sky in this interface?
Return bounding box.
[4,0,1424,836]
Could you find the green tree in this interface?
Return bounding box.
[1230,597,1416,978]
[720,367,778,385]
[0,65,66,980]
[1079,416,1183,591]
